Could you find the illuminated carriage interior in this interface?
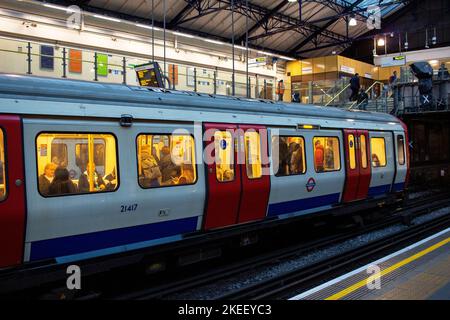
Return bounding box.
[0,129,5,200]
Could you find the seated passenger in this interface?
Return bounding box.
[39,162,57,195]
[177,164,195,185]
[78,162,106,193]
[140,145,161,188]
[48,167,78,196]
[372,154,381,167]
[314,140,325,172]
[104,167,117,191]
[159,146,181,185]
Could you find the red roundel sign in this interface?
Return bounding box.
[306,177,316,192]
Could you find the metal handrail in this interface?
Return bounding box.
[348,81,384,110]
[324,83,351,106]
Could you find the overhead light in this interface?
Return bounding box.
[93,15,121,23]
[43,4,77,12]
[204,39,224,45]
[377,38,385,47]
[172,31,195,38]
[332,50,337,55]
[288,0,298,2]
[258,50,273,56]
[429,60,439,65]
[234,45,248,50]
[135,23,160,31]
[348,17,357,27]
[278,55,296,61]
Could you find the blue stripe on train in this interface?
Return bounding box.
[30,216,199,261]
[392,182,405,192]
[368,184,391,197]
[267,193,341,217]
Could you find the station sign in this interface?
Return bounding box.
[135,62,164,88]
[340,65,356,74]
[379,55,406,67]
[248,57,267,68]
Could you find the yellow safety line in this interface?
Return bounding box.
[325,237,450,300]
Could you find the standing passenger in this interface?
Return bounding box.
[315,140,325,172]
[324,139,335,170]
[78,162,106,193]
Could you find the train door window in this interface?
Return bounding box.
[36,133,118,197]
[313,137,340,172]
[360,135,368,169]
[214,131,234,182]
[397,135,405,165]
[348,134,356,170]
[0,129,6,201]
[50,142,67,167]
[137,134,197,188]
[76,142,106,176]
[370,137,386,167]
[244,131,262,179]
[272,136,306,176]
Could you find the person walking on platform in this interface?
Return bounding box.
[438,63,449,109]
[389,71,399,114]
[357,88,369,110]
[276,80,285,102]
[349,73,360,101]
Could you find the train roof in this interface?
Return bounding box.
[0,74,400,126]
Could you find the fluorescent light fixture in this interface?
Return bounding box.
[234,45,248,50]
[172,32,195,38]
[258,50,273,56]
[429,60,439,65]
[347,119,355,122]
[377,38,385,47]
[288,0,298,2]
[278,55,296,61]
[43,4,77,13]
[93,15,121,22]
[348,17,357,26]
[204,39,224,45]
[135,23,160,31]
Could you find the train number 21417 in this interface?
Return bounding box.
[121,204,138,213]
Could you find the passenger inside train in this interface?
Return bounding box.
[137,134,197,188]
[273,136,306,176]
[370,137,387,167]
[36,133,119,196]
[314,137,340,172]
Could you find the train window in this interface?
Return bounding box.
[397,135,405,165]
[137,134,196,188]
[36,133,119,197]
[313,137,340,172]
[360,135,368,169]
[348,135,356,170]
[272,136,306,176]
[370,137,386,167]
[244,131,262,179]
[0,129,6,201]
[214,131,234,182]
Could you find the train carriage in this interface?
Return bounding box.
[0,74,409,271]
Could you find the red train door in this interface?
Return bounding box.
[203,123,270,230]
[237,125,270,224]
[343,129,371,202]
[203,123,241,229]
[343,130,359,202]
[355,130,371,199]
[0,115,26,268]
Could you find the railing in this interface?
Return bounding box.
[324,83,351,106]
[0,36,279,100]
[348,81,385,110]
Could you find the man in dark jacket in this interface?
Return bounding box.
[38,162,57,195]
[78,162,106,193]
[349,73,360,101]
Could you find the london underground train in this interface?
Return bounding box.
[0,74,409,273]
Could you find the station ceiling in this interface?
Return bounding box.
[39,0,411,58]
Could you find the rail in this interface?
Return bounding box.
[348,81,385,110]
[324,83,351,106]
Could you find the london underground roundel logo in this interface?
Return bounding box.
[306,177,316,192]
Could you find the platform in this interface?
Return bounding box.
[291,228,450,300]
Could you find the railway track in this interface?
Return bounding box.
[108,192,450,300]
[218,211,450,300]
